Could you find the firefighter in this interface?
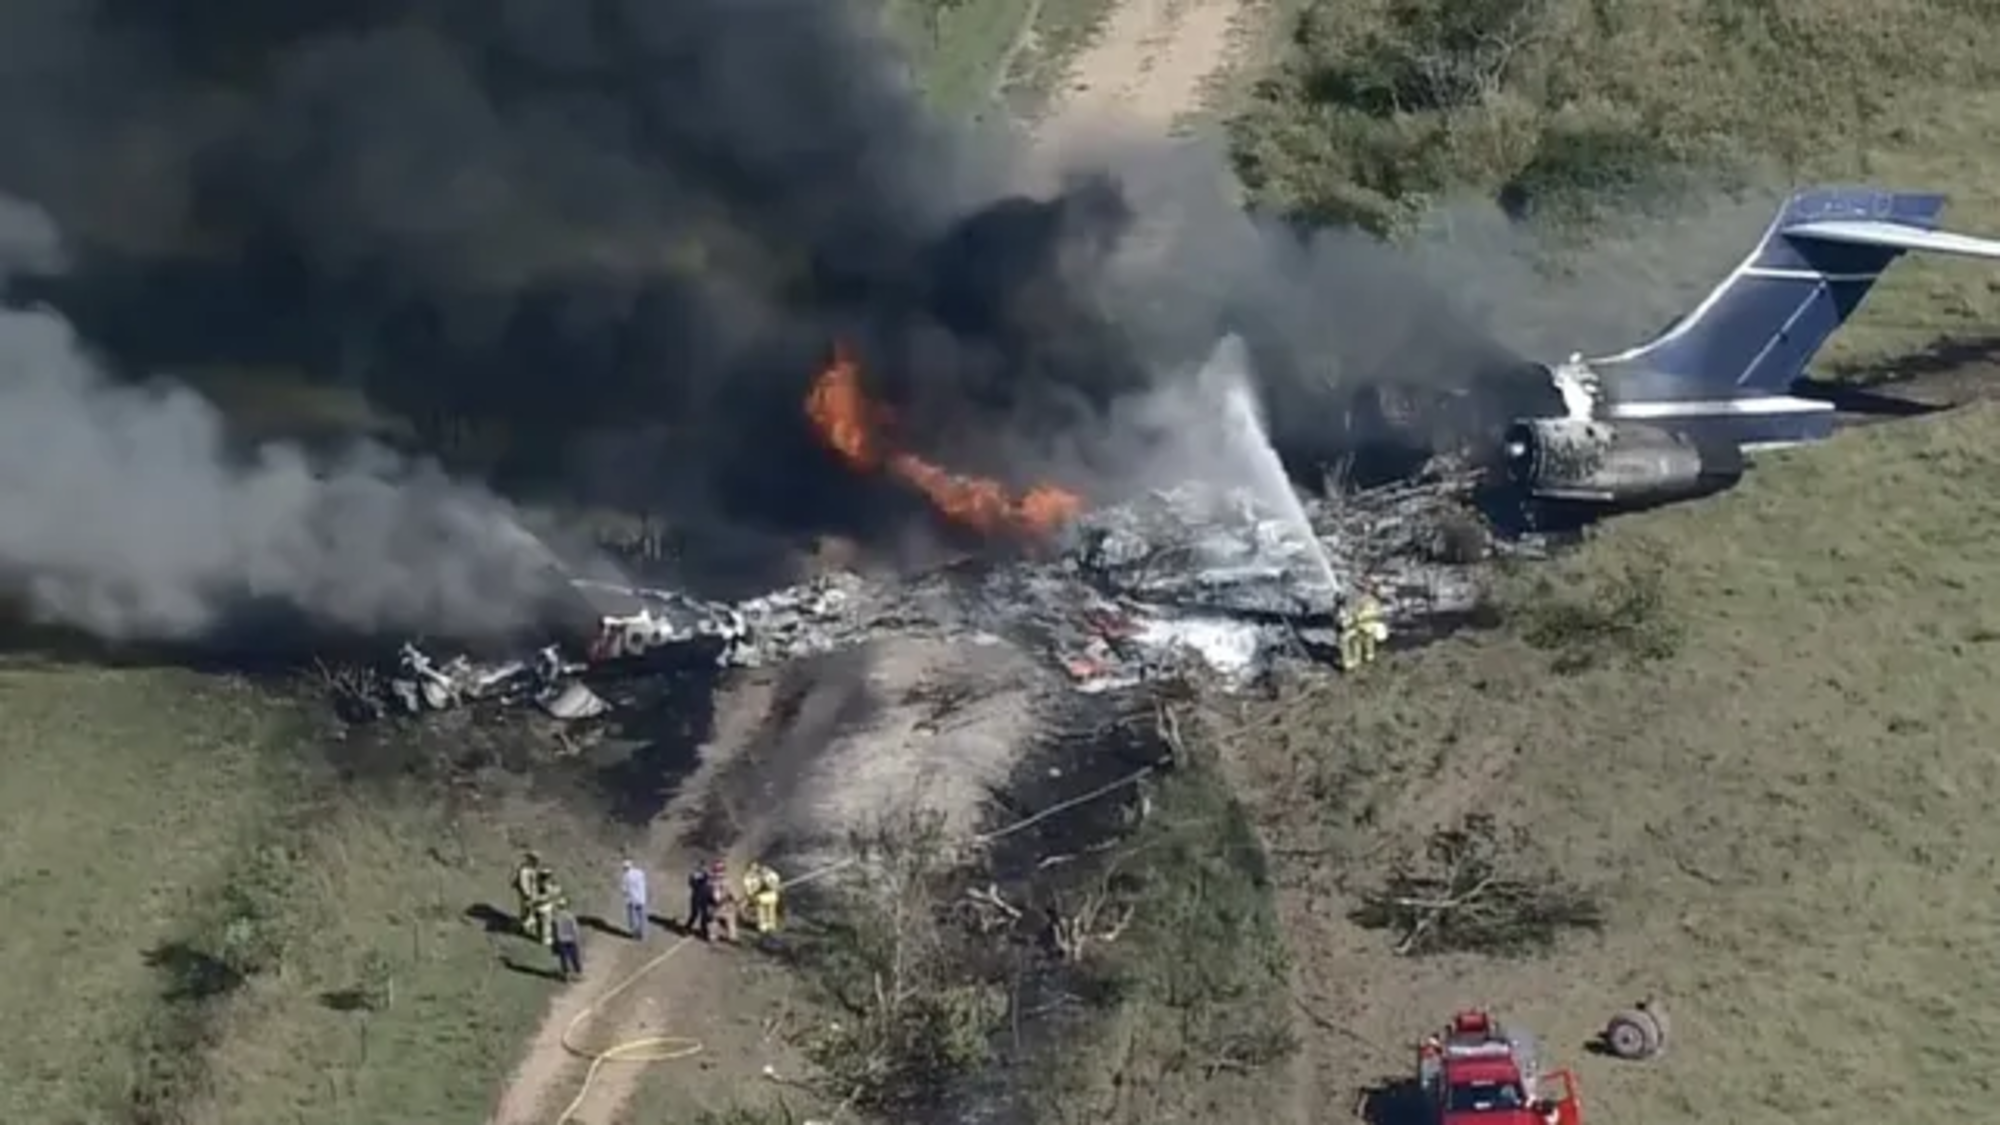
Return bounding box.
[513,851,545,939]
[707,858,739,942]
[532,870,566,948]
[741,860,782,935]
[1339,587,1388,670]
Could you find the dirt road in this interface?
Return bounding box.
[1034,0,1248,149]
[486,677,783,1125]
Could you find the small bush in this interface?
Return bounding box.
[354,948,397,1013]
[213,843,302,979]
[128,834,309,1123]
[1513,558,1683,672]
[1098,748,1298,1077]
[793,808,1008,1114]
[1351,812,1604,956]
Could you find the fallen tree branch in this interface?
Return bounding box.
[1352,814,1604,956]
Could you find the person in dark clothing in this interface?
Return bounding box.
[686,861,715,938]
[550,905,583,981]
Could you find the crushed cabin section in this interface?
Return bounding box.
[364,456,1541,731]
[348,332,1551,728]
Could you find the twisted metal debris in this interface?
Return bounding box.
[380,463,1547,716]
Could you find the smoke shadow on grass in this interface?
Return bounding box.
[583,645,729,827]
[677,647,881,858]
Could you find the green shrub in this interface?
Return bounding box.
[1227,0,2000,238]
[792,808,1008,1113]
[1513,558,1684,672]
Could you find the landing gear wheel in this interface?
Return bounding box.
[1640,1000,1671,1048]
[1604,1009,1663,1060]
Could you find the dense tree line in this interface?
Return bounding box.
[1227,0,2000,235]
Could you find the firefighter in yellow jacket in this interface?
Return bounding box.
[513,851,545,939]
[741,861,783,935]
[532,871,566,948]
[1339,588,1388,670]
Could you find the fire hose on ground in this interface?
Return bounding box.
[546,764,1159,1124]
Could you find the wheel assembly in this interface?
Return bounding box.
[1601,1000,1670,1061]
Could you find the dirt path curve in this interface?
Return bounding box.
[485,635,1035,1125]
[1032,0,1248,149]
[486,2,1264,1117]
[486,677,780,1125]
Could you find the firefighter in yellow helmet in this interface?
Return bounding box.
[741,860,783,936]
[532,870,566,948]
[1338,585,1388,670]
[513,851,545,940]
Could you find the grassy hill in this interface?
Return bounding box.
[1220,401,2000,1123]
[0,662,639,1125]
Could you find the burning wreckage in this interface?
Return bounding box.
[384,472,1517,719]
[381,348,1542,720]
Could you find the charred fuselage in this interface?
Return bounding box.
[1501,416,1746,513]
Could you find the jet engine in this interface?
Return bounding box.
[1502,417,1745,510]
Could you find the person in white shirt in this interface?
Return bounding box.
[620,858,649,941]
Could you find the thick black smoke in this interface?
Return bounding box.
[1050,135,1560,484]
[0,2,1202,560]
[0,0,1564,634]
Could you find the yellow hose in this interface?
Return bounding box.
[552,934,703,1125]
[544,763,1158,1123]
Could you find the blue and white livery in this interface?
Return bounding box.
[1503,187,2000,511]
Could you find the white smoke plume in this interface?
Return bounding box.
[0,198,571,644]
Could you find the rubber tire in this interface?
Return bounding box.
[1605,1010,1662,1059]
[1640,1001,1671,1049]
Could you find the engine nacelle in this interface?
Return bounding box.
[1502,417,1745,509]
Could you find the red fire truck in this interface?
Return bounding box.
[1417,1010,1581,1125]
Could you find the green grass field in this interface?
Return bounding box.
[0,667,289,1124]
[0,662,635,1125]
[1221,402,2000,1124]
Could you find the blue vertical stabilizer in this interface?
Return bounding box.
[1591,187,2000,447]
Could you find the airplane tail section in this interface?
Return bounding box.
[1588,187,2000,445]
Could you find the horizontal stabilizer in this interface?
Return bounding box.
[1590,187,2000,400]
[1784,219,2000,260]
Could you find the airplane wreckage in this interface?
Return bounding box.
[380,466,1527,721]
[377,183,2000,719]
[379,343,1530,721]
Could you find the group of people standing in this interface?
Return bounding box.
[511,852,585,980]
[509,850,785,982]
[685,856,784,942]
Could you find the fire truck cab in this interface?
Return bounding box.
[1418,1010,1581,1125]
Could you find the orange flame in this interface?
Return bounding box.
[804,343,1085,538]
